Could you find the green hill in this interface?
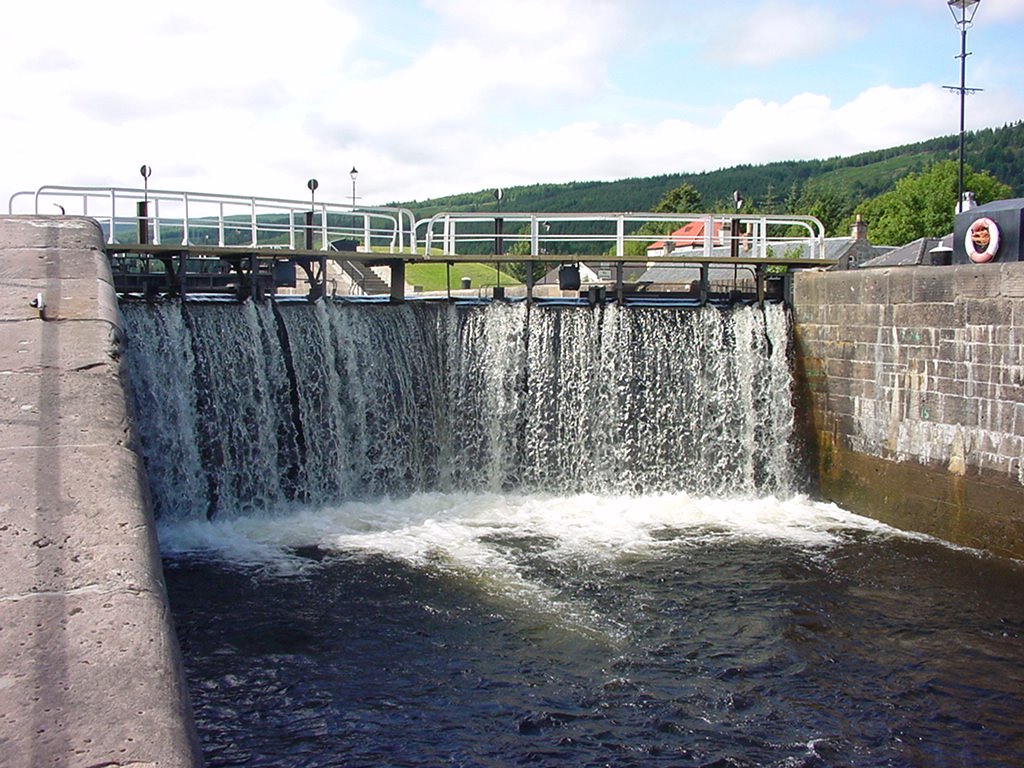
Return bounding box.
[390,121,1023,219]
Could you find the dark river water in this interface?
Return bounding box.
[161,492,1024,767]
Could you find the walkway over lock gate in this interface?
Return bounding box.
[9,185,835,305]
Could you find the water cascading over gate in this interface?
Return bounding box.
[121,301,798,520]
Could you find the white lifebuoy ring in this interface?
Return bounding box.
[965,217,1000,263]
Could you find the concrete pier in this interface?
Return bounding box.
[0,217,202,767]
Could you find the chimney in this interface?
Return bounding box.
[851,214,868,241]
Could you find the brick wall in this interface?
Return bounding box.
[792,263,1024,559]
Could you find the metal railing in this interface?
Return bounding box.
[419,211,826,261]
[9,185,827,263]
[8,185,418,254]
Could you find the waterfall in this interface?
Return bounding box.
[121,300,798,520]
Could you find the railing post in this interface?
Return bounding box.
[401,210,415,255]
[108,189,116,244]
[218,201,225,246]
[250,198,258,246]
[616,216,625,258]
[182,193,191,246]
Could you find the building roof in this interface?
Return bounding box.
[647,220,724,252]
[859,234,953,268]
[633,234,895,285]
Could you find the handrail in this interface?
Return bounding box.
[9,185,827,263]
[8,185,418,255]
[419,211,826,260]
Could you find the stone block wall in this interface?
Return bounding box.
[792,263,1024,559]
[0,216,203,767]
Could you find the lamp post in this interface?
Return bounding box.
[350,166,358,208]
[946,0,981,213]
[138,164,152,244]
[305,178,318,250]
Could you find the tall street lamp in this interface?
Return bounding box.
[946,0,982,213]
[350,166,358,208]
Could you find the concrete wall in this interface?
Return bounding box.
[793,262,1024,559]
[0,217,202,767]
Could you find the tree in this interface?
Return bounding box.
[505,227,549,283]
[853,161,1012,246]
[653,183,703,213]
[618,184,705,256]
[785,182,855,238]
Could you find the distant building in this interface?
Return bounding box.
[859,234,954,268]
[637,216,893,289]
[646,220,725,256]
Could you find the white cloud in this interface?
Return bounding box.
[704,1,863,66]
[972,0,1024,22]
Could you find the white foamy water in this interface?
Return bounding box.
[157,492,899,570]
[158,492,906,638]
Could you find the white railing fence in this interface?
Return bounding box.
[8,185,418,254]
[419,211,826,261]
[10,186,827,261]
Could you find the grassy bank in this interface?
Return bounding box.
[405,262,520,292]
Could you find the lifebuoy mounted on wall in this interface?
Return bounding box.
[966,217,999,264]
[965,217,1000,263]
[952,199,1023,265]
[962,217,1003,264]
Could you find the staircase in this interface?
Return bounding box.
[333,259,392,295]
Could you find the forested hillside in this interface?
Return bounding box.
[392,121,1023,224]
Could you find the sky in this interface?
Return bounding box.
[3,0,1023,211]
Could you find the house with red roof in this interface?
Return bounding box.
[646,220,725,256]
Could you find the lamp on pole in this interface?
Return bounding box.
[138,165,153,244]
[305,178,318,250]
[946,0,982,213]
[349,166,358,208]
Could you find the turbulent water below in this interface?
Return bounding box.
[161,492,1024,767]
